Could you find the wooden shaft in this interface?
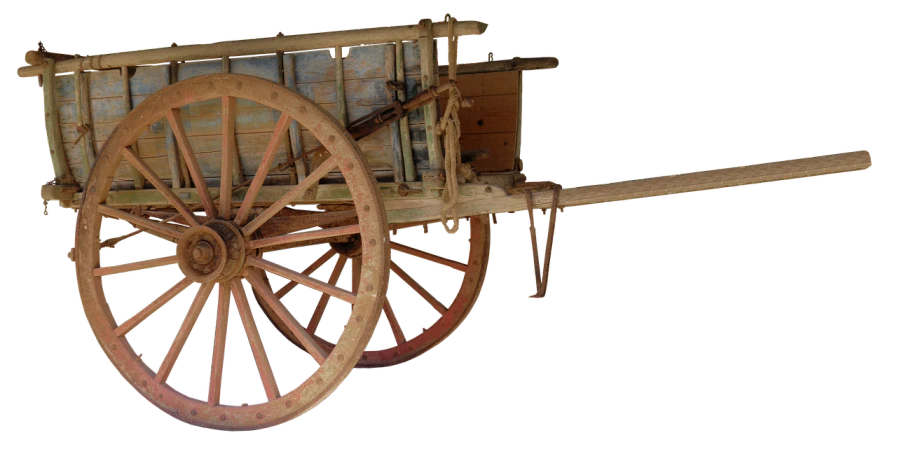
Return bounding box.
[437,57,559,76]
[18,20,488,77]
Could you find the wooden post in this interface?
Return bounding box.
[74,69,95,169]
[122,66,145,189]
[171,62,192,188]
[164,59,184,188]
[418,20,444,179]
[275,48,297,185]
[334,46,348,127]
[385,44,404,182]
[515,70,523,171]
[395,40,416,181]
[282,53,307,182]
[42,59,75,185]
[221,56,244,185]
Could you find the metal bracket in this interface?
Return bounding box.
[524,184,561,298]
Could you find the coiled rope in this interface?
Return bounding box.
[437,14,469,233]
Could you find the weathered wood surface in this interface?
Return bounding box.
[438,57,558,76]
[45,35,517,190]
[19,20,487,77]
[54,43,421,189]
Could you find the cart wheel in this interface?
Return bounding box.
[268,216,492,369]
[74,74,389,430]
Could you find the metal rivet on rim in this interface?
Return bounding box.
[190,409,197,416]
[366,285,373,292]
[219,414,226,421]
[285,400,293,408]
[235,82,243,90]
[110,344,117,350]
[142,380,147,387]
[256,413,263,420]
[327,135,335,144]
[347,163,354,170]
[316,378,323,385]
[368,239,376,246]
[158,393,163,399]
[270,92,278,99]
[355,316,362,322]
[299,106,307,113]
[363,205,370,212]
[337,354,345,361]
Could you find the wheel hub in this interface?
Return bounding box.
[207,220,248,281]
[176,220,246,283]
[330,235,362,258]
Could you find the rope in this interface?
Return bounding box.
[437,14,466,233]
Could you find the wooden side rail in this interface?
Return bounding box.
[438,57,559,76]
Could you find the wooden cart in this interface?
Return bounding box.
[20,17,871,430]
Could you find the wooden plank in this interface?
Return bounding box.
[44,60,75,185]
[457,132,517,172]
[20,20,489,77]
[385,44,403,182]
[122,66,145,189]
[291,46,392,84]
[395,41,416,181]
[100,137,293,184]
[418,21,444,174]
[282,53,307,182]
[447,93,518,135]
[442,70,519,97]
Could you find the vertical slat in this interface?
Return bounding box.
[282,53,307,182]
[275,50,298,185]
[395,40,416,181]
[171,62,193,188]
[42,59,75,185]
[335,46,348,126]
[515,70,523,170]
[385,44,404,183]
[164,62,183,188]
[122,66,145,189]
[221,56,244,185]
[418,20,444,174]
[74,70,95,170]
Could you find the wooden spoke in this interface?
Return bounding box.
[208,282,230,406]
[230,279,280,401]
[155,283,215,383]
[246,256,356,304]
[165,109,217,218]
[218,96,237,218]
[307,255,348,335]
[391,241,467,272]
[120,146,200,226]
[234,114,293,225]
[382,298,406,345]
[245,269,329,365]
[241,155,339,236]
[93,255,178,277]
[114,278,193,337]
[390,261,447,315]
[247,224,361,250]
[276,249,337,299]
[98,205,183,240]
[351,257,361,294]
